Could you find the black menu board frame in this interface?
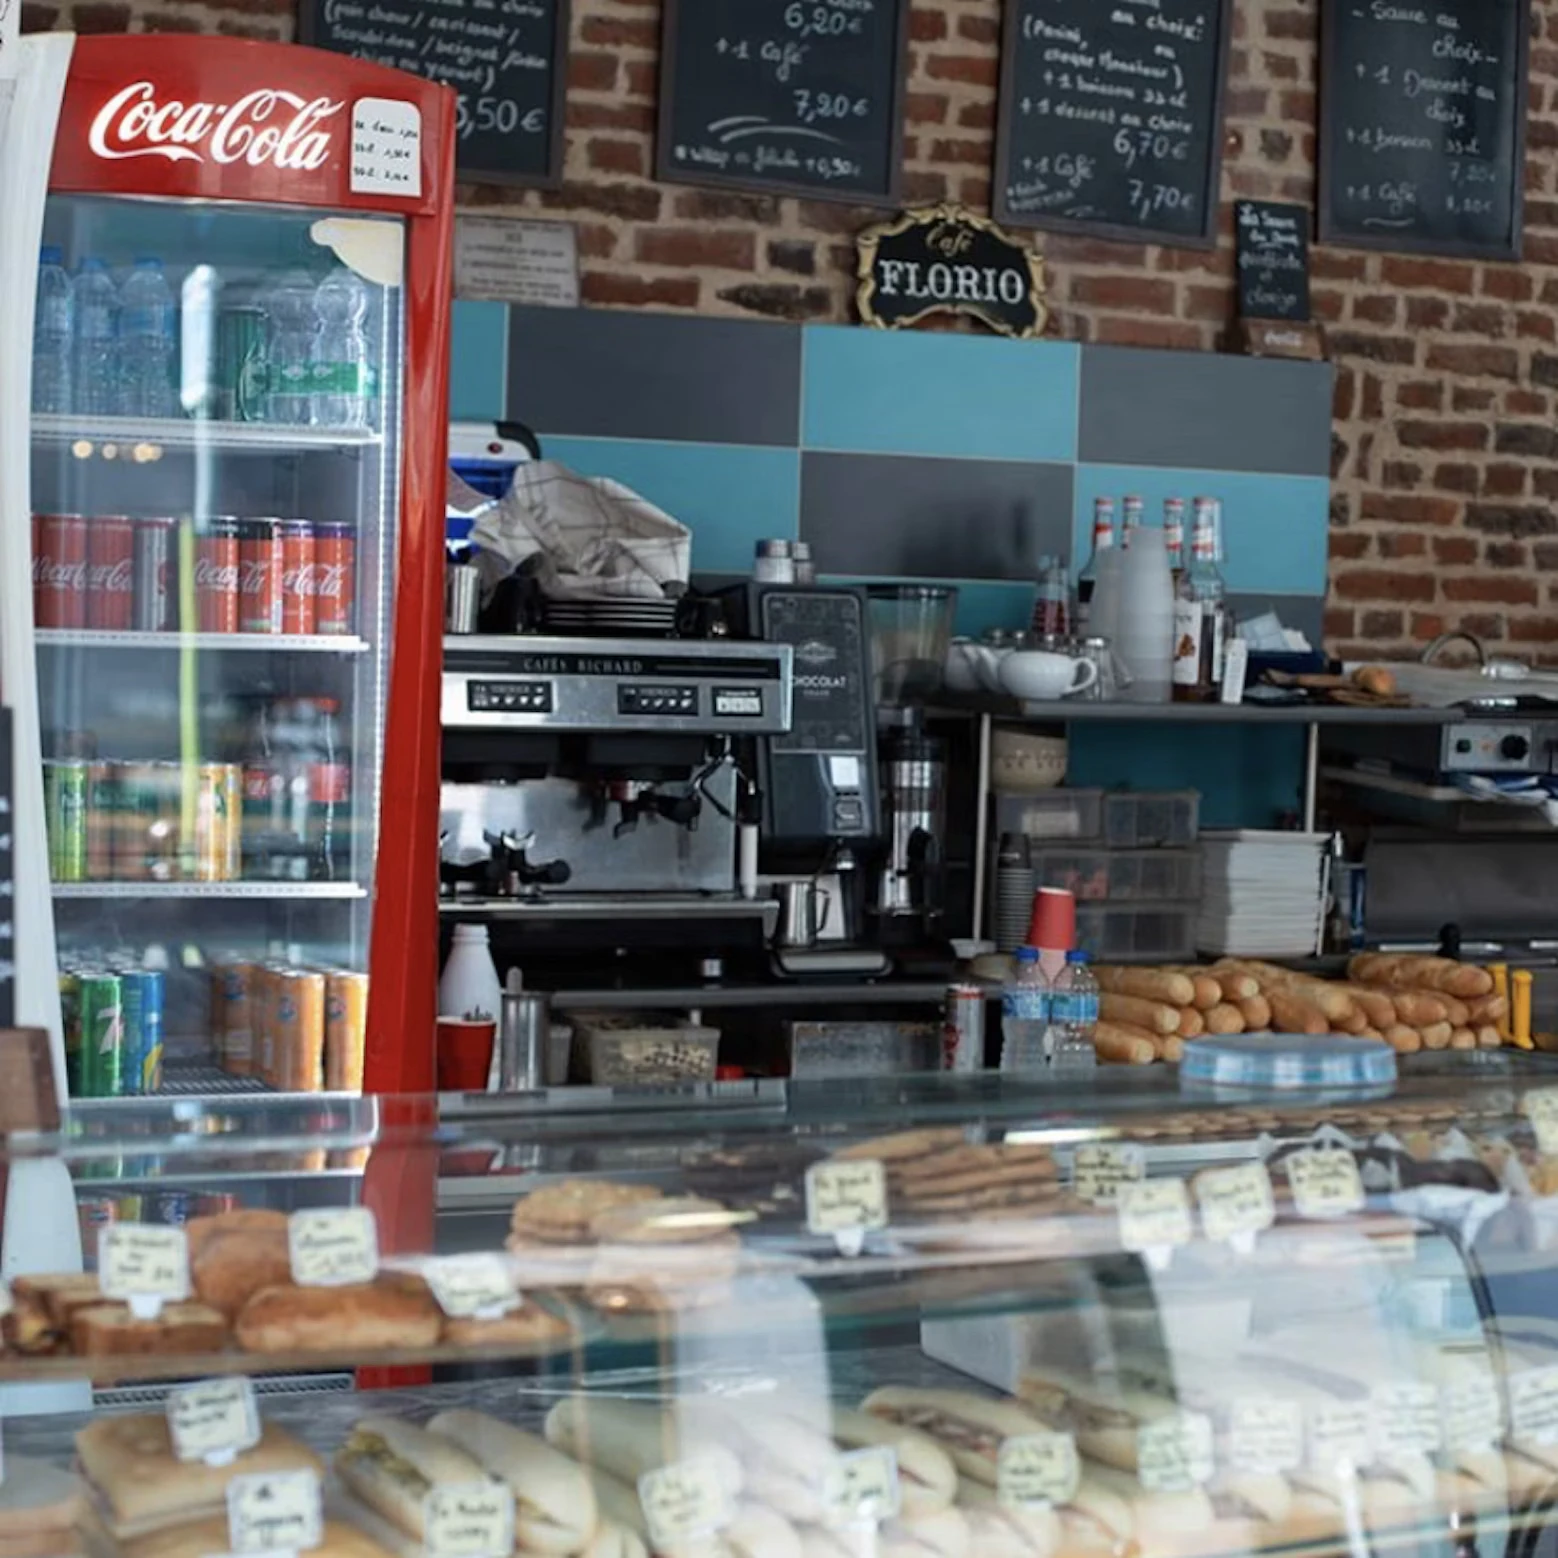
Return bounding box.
[298,0,571,188]
[655,0,911,207]
[1318,0,1529,260]
[992,0,1234,249]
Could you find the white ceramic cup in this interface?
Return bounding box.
[998,650,1099,701]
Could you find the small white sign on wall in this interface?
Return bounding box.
[455,216,580,308]
[352,97,422,199]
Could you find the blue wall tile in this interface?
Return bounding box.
[541,437,800,576]
[449,301,510,422]
[1072,465,1331,597]
[802,325,1079,463]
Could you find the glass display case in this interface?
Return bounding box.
[7,1062,1558,1558]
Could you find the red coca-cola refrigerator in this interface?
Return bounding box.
[0,32,453,1104]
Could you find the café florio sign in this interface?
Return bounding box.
[856,205,1047,340]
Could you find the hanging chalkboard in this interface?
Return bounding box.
[298,0,569,186]
[656,0,910,205]
[1319,0,1528,258]
[994,0,1233,248]
[1236,201,1311,322]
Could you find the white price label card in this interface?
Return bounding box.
[1525,1088,1558,1154]
[101,1223,190,1317]
[424,1482,516,1558]
[1117,1177,1193,1267]
[1228,1399,1304,1476]
[423,1254,520,1321]
[1073,1142,1145,1207]
[1372,1383,1441,1458]
[350,97,423,198]
[1442,1377,1503,1454]
[823,1446,901,1528]
[1510,1366,1558,1446]
[226,1470,323,1555]
[1196,1162,1275,1247]
[1307,1402,1373,1471]
[1286,1148,1365,1219]
[806,1160,888,1256]
[637,1460,733,1550]
[288,1208,378,1288]
[168,1377,262,1467]
[997,1432,1080,1510]
[1137,1412,1214,1493]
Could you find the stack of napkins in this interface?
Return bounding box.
[1196,830,1327,957]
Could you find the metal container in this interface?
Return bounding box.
[446,562,481,634]
[792,540,816,584]
[753,539,795,583]
[498,982,549,1091]
[774,879,830,949]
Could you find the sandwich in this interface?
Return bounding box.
[1075,1463,1217,1546]
[543,1396,743,1502]
[861,1387,1059,1488]
[584,1466,797,1558]
[76,1414,322,1542]
[681,1394,842,1522]
[428,1409,598,1553]
[0,1458,85,1558]
[112,1516,394,1558]
[797,1510,969,1558]
[954,1478,1059,1558]
[830,1405,956,1518]
[335,1417,492,1543]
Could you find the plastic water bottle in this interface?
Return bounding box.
[262,270,318,425]
[73,258,119,417]
[32,246,74,415]
[310,267,375,428]
[1051,950,1099,1072]
[117,258,177,418]
[1000,946,1051,1073]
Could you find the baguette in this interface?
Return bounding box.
[1093,966,1195,1008]
[1420,1021,1452,1051]
[1478,1024,1502,1049]
[1175,1006,1205,1039]
[1450,1027,1477,1051]
[1335,1006,1369,1035]
[1337,985,1396,1031]
[1203,1003,1245,1035]
[1384,1025,1422,1054]
[1439,994,1472,1026]
[829,1405,957,1517]
[1359,1026,1385,1042]
[235,1280,441,1354]
[1207,963,1260,1001]
[1347,953,1493,998]
[1098,993,1179,1035]
[336,1418,488,1540]
[1237,994,1271,1031]
[1164,969,1223,1010]
[1093,1022,1158,1066]
[544,1397,744,1503]
[1265,989,1329,1036]
[1223,962,1357,1023]
[1469,992,1509,1024]
[1389,990,1450,1027]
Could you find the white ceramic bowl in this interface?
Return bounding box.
[990,728,1067,792]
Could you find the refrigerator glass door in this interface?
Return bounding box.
[29,195,404,1099]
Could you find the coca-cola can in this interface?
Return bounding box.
[33,513,89,629]
[86,516,135,631]
[238,518,282,634]
[132,517,177,633]
[942,983,986,1073]
[280,520,316,636]
[195,516,240,633]
[314,522,356,636]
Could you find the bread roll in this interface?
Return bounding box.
[1098,993,1179,1035]
[1156,1034,1185,1063]
[544,1397,743,1503]
[1203,1003,1244,1035]
[1384,1025,1422,1054]
[1450,1027,1477,1050]
[336,1418,487,1540]
[1093,1023,1157,1065]
[1266,989,1328,1035]
[1389,990,1449,1027]
[1420,1021,1452,1050]
[1093,967,1195,1008]
[829,1405,957,1517]
[1175,1006,1205,1039]
[235,1281,440,1354]
[1338,985,1395,1031]
[1237,994,1271,1031]
[192,1226,292,1320]
[1208,963,1260,1001]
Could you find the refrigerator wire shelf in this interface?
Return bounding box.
[30,413,383,454]
[52,882,368,900]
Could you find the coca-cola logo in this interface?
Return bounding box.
[88,82,343,171]
[315,562,347,600]
[283,562,316,597]
[87,559,133,592]
[193,558,238,590]
[239,560,275,593]
[33,557,87,590]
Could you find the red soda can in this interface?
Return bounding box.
[195,516,240,633]
[238,519,283,634]
[280,520,316,636]
[313,522,356,636]
[133,517,176,633]
[33,513,89,628]
[942,983,986,1073]
[85,516,135,630]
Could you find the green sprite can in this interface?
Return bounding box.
[45,759,88,883]
[59,970,82,1096]
[77,972,124,1099]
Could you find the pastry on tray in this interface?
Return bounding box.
[509,1180,662,1246]
[234,1278,441,1354]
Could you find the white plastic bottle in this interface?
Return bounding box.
[117,258,177,418]
[1000,946,1050,1073]
[263,269,318,425]
[32,245,74,415]
[311,267,375,428]
[73,258,119,417]
[438,923,502,1023]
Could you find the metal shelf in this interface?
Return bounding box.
[37,629,369,655]
[440,896,779,927]
[31,413,381,453]
[53,881,366,901]
[956,698,1482,725]
[547,980,978,1011]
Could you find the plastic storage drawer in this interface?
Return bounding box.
[1031,848,1200,902]
[1101,790,1200,849]
[1075,901,1196,962]
[994,788,1102,842]
[571,1014,721,1084]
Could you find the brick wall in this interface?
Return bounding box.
[22,0,1558,658]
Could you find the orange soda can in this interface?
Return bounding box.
[277,969,326,1091]
[325,971,369,1094]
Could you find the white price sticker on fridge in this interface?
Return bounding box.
[1117,1177,1193,1260]
[1196,1162,1276,1245]
[1073,1142,1145,1207]
[351,97,423,198]
[101,1224,190,1316]
[226,1470,323,1555]
[1229,1399,1304,1476]
[997,1433,1080,1510]
[168,1377,261,1466]
[638,1461,733,1550]
[1510,1367,1558,1446]
[423,1254,520,1320]
[424,1482,516,1558]
[1286,1148,1365,1219]
[288,1208,378,1288]
[823,1447,901,1528]
[1525,1088,1558,1153]
[1372,1383,1441,1458]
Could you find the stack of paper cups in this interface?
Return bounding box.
[1116,527,1174,704]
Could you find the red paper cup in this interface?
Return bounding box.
[1028,886,1076,952]
[437,1016,496,1092]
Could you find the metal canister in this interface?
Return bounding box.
[76,972,124,1098]
[445,562,480,634]
[498,981,549,1092]
[121,969,165,1096]
[45,759,88,882]
[941,982,986,1073]
[190,762,241,881]
[85,760,119,880]
[753,539,795,584]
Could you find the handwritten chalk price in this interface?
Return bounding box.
[423,1254,520,1321]
[997,1432,1080,1510]
[1286,1148,1365,1219]
[1229,1399,1303,1475]
[101,1223,190,1318]
[823,1446,901,1528]
[637,1460,733,1550]
[226,1469,323,1555]
[1073,1142,1145,1207]
[1117,1177,1193,1265]
[1137,1412,1214,1493]
[424,1482,516,1558]
[288,1207,378,1288]
[167,1377,261,1467]
[1196,1162,1275,1245]
[1524,1088,1558,1153]
[807,1160,888,1256]
[1510,1367,1558,1446]
[1373,1383,1441,1458]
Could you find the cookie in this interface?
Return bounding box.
[894,1163,1060,1201]
[509,1180,662,1244]
[896,1182,1064,1216]
[830,1128,966,1164]
[589,1196,743,1245]
[890,1142,1056,1184]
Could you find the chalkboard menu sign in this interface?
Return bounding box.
[1236,201,1311,322]
[298,0,569,186]
[994,0,1233,247]
[656,0,910,205]
[1320,0,1529,258]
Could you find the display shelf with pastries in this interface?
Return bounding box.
[7,1065,1558,1557]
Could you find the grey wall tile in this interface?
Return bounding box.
[800,452,1074,581]
[507,307,801,447]
[1080,347,1334,476]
